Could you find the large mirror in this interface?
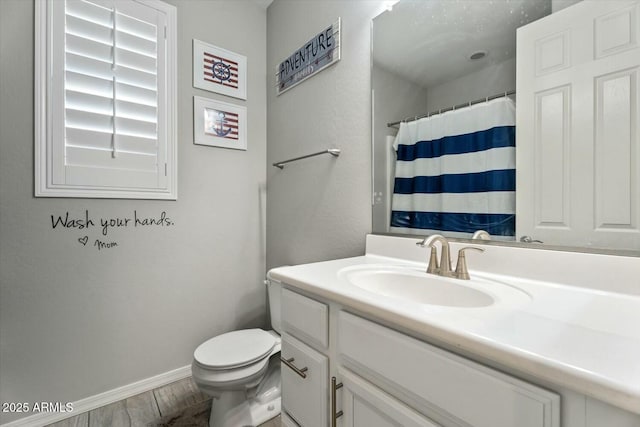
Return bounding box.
[371,0,640,254]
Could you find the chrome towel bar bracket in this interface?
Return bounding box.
[273,148,340,169]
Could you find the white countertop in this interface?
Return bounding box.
[269,251,640,415]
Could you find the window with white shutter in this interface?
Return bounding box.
[35,0,177,199]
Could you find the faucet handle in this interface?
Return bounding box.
[426,246,439,274]
[454,246,485,280]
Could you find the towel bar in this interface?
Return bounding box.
[273,148,340,169]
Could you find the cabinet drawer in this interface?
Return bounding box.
[340,368,442,427]
[338,311,560,427]
[281,332,328,427]
[282,288,328,349]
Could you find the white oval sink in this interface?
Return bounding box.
[338,265,531,309]
[347,270,493,307]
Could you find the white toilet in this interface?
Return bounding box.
[192,277,282,427]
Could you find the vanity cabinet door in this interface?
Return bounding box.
[338,311,560,427]
[281,332,328,427]
[340,369,443,427]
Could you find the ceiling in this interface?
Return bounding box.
[373,0,552,89]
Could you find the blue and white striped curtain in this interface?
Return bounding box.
[390,98,516,238]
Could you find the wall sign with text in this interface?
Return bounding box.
[276,18,341,95]
[50,210,175,251]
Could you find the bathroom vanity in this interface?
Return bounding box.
[270,235,640,427]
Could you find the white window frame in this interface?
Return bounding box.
[34,0,178,199]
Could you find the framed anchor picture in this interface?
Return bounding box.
[193,96,247,150]
[193,39,247,100]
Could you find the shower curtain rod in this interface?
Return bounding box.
[386,90,516,128]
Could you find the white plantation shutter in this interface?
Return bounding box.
[35,0,177,199]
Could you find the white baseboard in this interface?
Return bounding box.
[1,365,192,427]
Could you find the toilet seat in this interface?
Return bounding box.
[194,329,277,370]
[193,355,271,389]
[192,329,281,390]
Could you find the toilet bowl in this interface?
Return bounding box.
[192,277,282,427]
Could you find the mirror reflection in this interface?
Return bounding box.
[371,0,640,253]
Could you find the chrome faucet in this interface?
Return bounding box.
[416,234,453,277]
[417,235,485,280]
[472,230,491,240]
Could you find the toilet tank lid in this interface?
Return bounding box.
[193,328,276,369]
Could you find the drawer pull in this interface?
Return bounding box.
[331,376,343,427]
[280,356,308,379]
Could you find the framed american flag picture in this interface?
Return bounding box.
[193,39,247,100]
[193,96,247,150]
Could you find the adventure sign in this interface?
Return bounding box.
[276,18,341,95]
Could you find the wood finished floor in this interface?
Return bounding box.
[45,377,281,427]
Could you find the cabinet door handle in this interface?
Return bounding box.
[331,376,343,427]
[280,356,308,379]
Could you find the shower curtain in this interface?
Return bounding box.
[390,97,516,237]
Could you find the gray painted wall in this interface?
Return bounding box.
[266,0,385,270]
[0,0,267,423]
[552,0,583,13]
[371,65,430,233]
[425,58,517,113]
